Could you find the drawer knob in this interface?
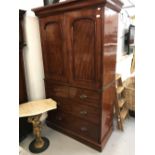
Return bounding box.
[80,94,88,99]
[96,14,101,18]
[80,127,88,132]
[56,116,62,121]
[57,102,61,106]
[80,110,87,115]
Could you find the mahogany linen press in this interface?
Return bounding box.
[32,0,123,151]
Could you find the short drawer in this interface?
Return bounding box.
[45,83,68,98]
[48,111,74,130]
[71,103,100,124]
[47,96,72,113]
[69,87,100,107]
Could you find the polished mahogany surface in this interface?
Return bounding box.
[100,7,119,143]
[65,8,102,89]
[102,7,118,85]
[40,15,68,83]
[33,0,122,151]
[32,0,123,17]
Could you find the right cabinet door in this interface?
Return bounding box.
[65,8,102,89]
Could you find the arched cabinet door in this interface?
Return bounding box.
[40,15,68,83]
[65,8,102,89]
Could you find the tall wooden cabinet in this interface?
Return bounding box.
[19,10,32,142]
[33,0,123,151]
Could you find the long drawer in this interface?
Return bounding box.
[45,84,101,107]
[47,95,100,124]
[48,111,99,142]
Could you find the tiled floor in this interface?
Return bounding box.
[20,117,135,155]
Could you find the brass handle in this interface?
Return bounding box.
[80,94,88,99]
[80,127,88,132]
[80,110,87,115]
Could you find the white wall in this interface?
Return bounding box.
[20,1,47,120]
[116,8,135,81]
[23,12,46,101]
[19,0,43,10]
[20,1,45,101]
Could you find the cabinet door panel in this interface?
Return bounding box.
[40,15,68,82]
[65,9,102,89]
[72,19,95,81]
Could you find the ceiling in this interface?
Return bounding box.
[121,0,135,17]
[121,0,135,8]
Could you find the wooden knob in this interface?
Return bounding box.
[80,127,88,132]
[57,102,61,106]
[56,116,62,121]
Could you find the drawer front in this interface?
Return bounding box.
[45,83,68,98]
[71,103,100,124]
[48,110,74,130]
[72,117,99,142]
[49,111,99,142]
[54,97,72,112]
[69,87,100,107]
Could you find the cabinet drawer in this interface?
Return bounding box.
[69,87,100,107]
[71,103,100,124]
[52,97,72,112]
[49,111,99,142]
[48,110,74,129]
[72,116,99,142]
[45,83,68,98]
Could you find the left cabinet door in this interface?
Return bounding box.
[40,14,68,83]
